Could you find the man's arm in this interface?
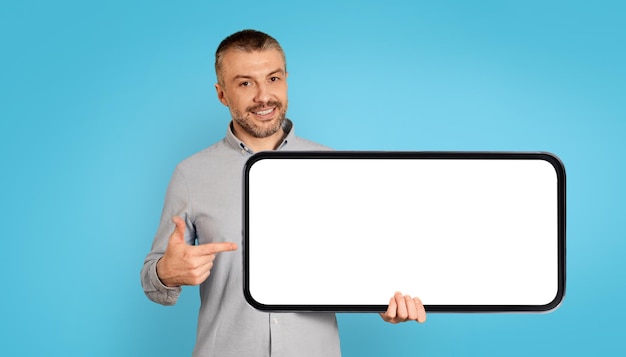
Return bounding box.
[140,167,193,306]
[140,167,238,305]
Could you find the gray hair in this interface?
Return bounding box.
[215,29,286,85]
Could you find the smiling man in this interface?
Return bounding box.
[141,29,426,357]
[215,44,288,148]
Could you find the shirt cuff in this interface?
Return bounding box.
[147,259,181,305]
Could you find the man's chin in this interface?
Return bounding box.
[255,120,284,138]
[244,118,284,139]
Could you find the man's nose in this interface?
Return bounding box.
[254,83,271,103]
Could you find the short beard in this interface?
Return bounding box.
[231,101,287,139]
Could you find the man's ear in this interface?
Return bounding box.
[215,83,229,107]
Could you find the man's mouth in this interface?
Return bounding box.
[254,108,274,116]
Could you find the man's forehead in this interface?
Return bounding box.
[221,49,286,77]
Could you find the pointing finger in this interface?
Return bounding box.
[198,242,238,255]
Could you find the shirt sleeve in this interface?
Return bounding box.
[140,166,197,306]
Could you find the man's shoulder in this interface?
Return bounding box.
[175,139,233,171]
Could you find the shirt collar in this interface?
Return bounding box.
[225,118,294,156]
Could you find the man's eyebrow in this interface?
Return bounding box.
[267,69,285,77]
[232,69,285,82]
[232,74,254,81]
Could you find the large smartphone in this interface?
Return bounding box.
[243,151,565,313]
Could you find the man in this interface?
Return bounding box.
[141,29,426,357]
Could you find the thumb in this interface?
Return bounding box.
[169,216,187,244]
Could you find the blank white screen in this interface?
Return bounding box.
[246,157,561,309]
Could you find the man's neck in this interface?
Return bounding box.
[232,124,285,153]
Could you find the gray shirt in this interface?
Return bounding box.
[141,119,341,357]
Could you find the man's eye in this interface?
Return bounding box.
[240,81,251,87]
[269,77,280,82]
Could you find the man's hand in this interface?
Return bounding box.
[380,292,427,324]
[156,216,238,287]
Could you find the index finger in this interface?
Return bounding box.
[197,242,238,255]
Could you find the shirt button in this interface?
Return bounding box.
[272,318,279,325]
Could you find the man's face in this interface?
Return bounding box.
[215,49,288,139]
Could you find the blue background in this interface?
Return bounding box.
[1,0,624,355]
